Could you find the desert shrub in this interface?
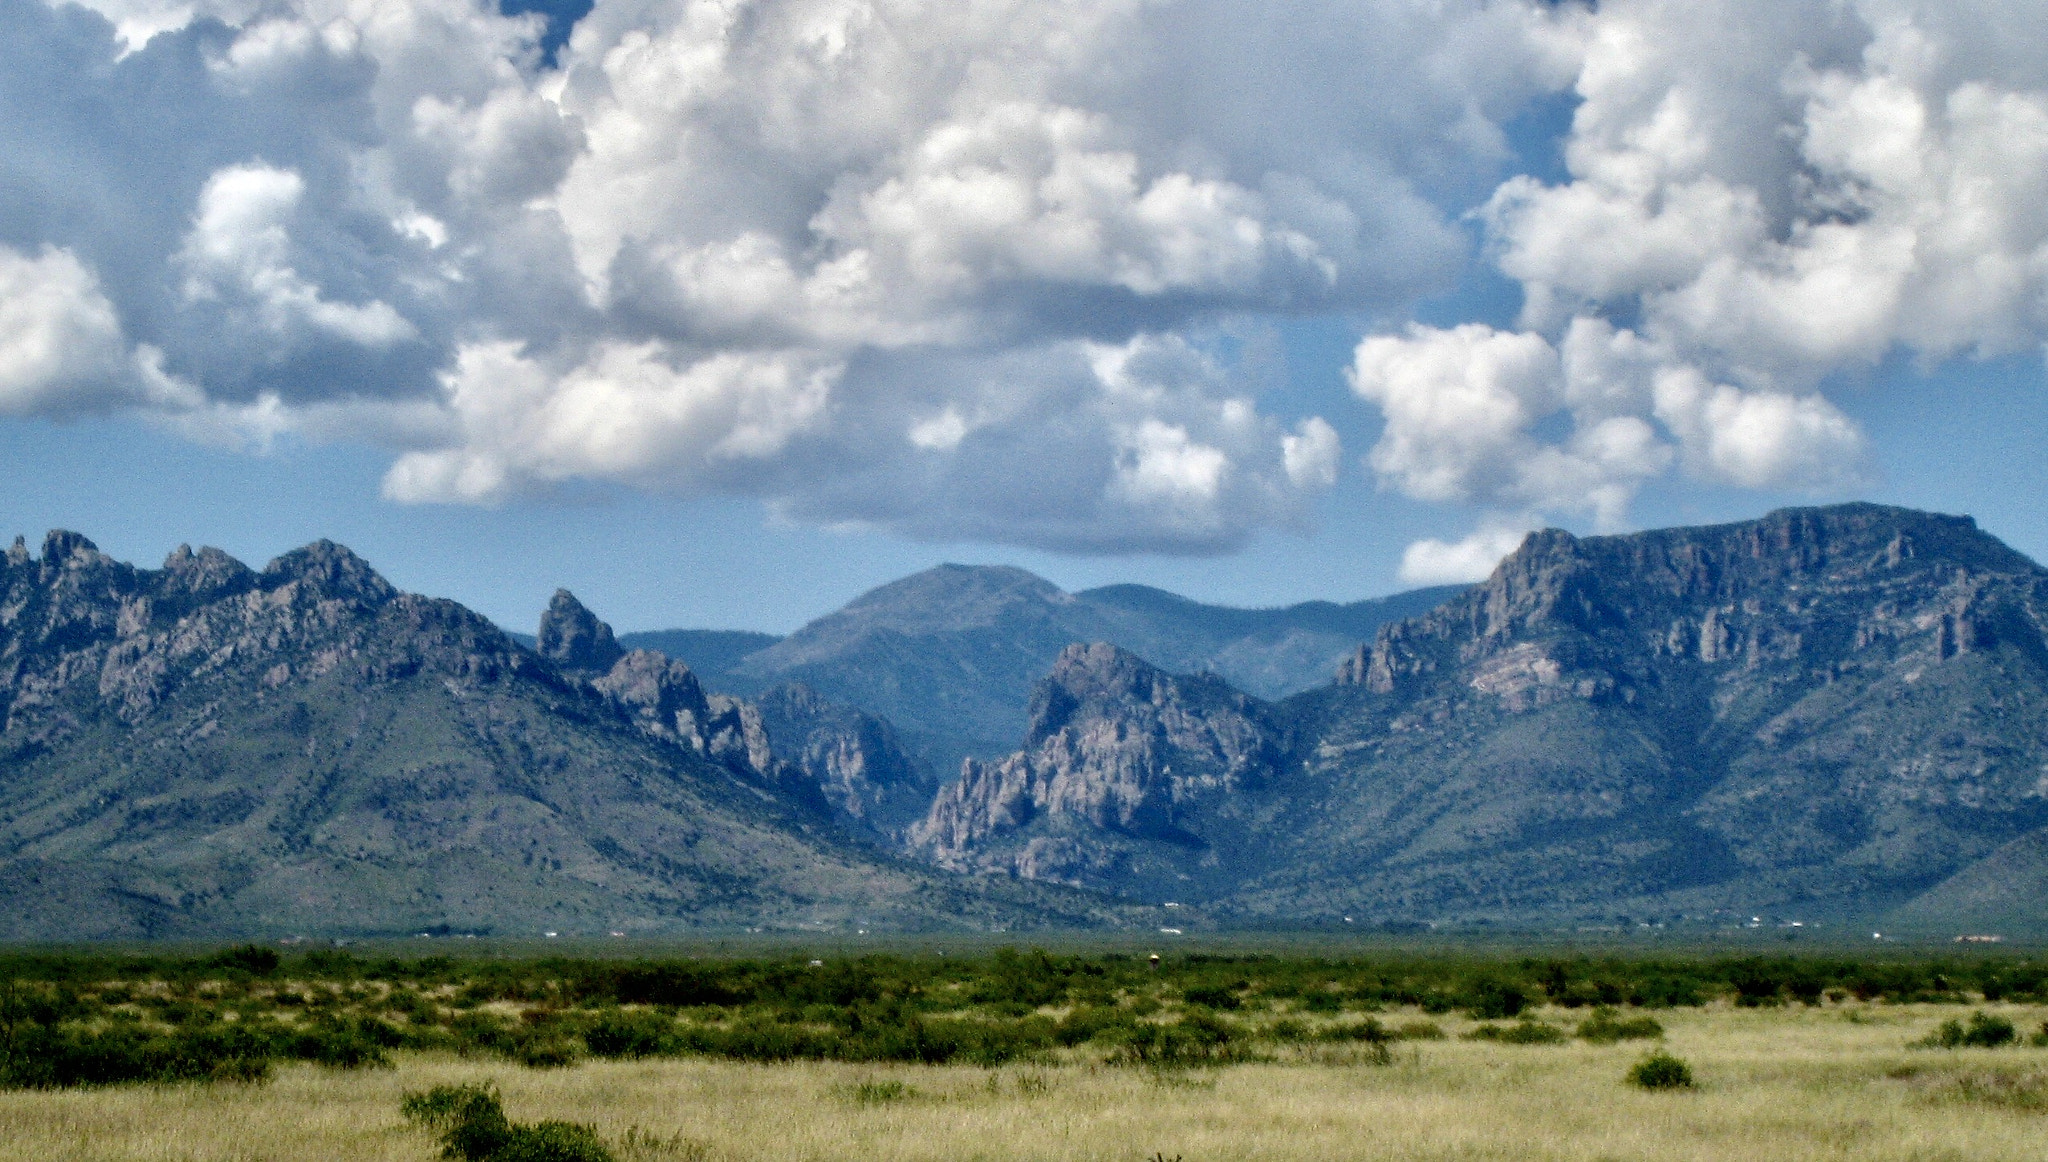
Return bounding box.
[1298,991,1343,1014]
[1918,1011,2018,1049]
[206,946,282,978]
[1313,1017,1392,1064]
[1053,1005,1133,1046]
[0,1020,272,1088]
[286,1015,402,1068]
[1315,1017,1389,1044]
[1465,1020,1567,1045]
[517,1040,581,1069]
[582,1011,673,1059]
[1105,1013,1243,1067]
[1181,984,1242,1010]
[1265,1018,1309,1043]
[1463,978,1528,1020]
[1628,1051,1694,1090]
[1577,1007,1664,1044]
[401,1083,614,1162]
[845,1079,911,1104]
[1392,1020,1445,1041]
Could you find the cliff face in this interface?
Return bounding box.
[907,643,1286,896]
[0,533,1112,938]
[910,505,2048,929]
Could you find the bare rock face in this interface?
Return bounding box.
[535,589,623,673]
[752,683,937,843]
[907,643,1284,894]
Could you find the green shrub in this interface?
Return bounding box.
[1627,1051,1694,1090]
[846,1079,910,1104]
[1392,1020,1445,1041]
[205,946,282,978]
[0,1020,272,1088]
[1577,1007,1664,1044]
[1054,1005,1133,1047]
[582,1011,672,1059]
[1463,979,1528,1020]
[1918,1011,2018,1049]
[1465,1020,1567,1045]
[1106,1013,1244,1067]
[1181,984,1242,1010]
[400,1083,614,1162]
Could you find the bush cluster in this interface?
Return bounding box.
[3,945,2047,1088]
[1918,1011,2019,1049]
[1627,1051,1695,1090]
[401,1083,613,1162]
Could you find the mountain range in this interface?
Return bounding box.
[3,502,2046,938]
[624,567,1457,775]
[911,504,2048,933]
[0,534,1118,938]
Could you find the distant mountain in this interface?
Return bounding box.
[912,504,2048,932]
[616,630,783,677]
[675,564,1457,775]
[0,533,1123,938]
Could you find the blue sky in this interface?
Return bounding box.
[4,0,2045,635]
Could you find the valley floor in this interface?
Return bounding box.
[6,1004,2047,1161]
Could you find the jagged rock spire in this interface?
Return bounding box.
[536,588,623,673]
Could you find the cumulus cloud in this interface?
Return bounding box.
[12,0,2041,563]
[1397,520,1536,585]
[1348,0,2048,570]
[0,0,1585,553]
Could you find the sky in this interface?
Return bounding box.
[4,0,2047,635]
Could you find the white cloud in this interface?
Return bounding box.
[1397,520,1536,585]
[1281,417,1340,490]
[1349,314,1863,529]
[36,0,2034,560]
[1482,0,2048,383]
[4,0,1591,552]
[1341,0,2048,548]
[380,340,838,503]
[0,246,132,416]
[179,164,417,349]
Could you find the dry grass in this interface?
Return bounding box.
[6,1004,2048,1162]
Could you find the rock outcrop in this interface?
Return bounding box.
[908,643,1285,895]
[535,588,623,673]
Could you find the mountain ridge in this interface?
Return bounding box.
[0,531,1124,938]
[909,504,2048,931]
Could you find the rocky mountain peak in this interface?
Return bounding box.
[1026,642,1178,743]
[38,530,106,570]
[159,545,257,607]
[536,588,623,673]
[260,540,395,605]
[908,642,1284,892]
[1339,503,2046,697]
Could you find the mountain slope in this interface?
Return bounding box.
[906,504,2048,929]
[0,533,1119,938]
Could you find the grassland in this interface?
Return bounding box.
[4,947,2048,1160]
